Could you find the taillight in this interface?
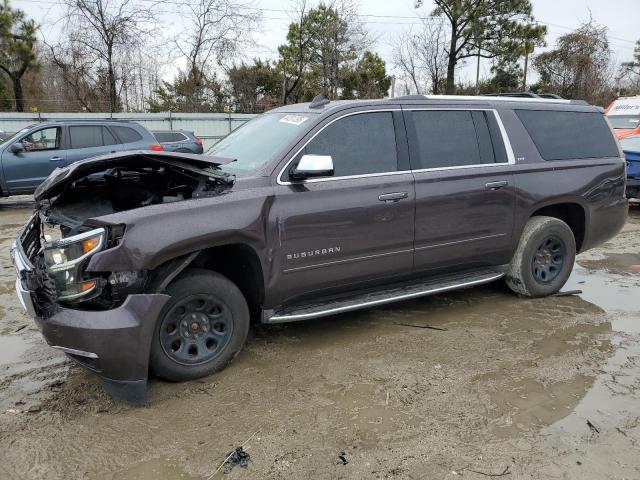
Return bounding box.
[149,144,164,151]
[194,136,203,146]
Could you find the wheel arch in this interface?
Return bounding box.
[148,243,265,322]
[529,202,586,252]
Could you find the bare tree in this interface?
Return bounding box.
[392,20,448,94]
[174,0,260,84]
[58,0,157,112]
[533,20,614,104]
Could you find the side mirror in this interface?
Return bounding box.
[291,154,334,180]
[10,142,24,153]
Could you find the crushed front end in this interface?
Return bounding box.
[10,151,235,403]
[12,213,169,403]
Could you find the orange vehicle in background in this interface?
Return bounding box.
[605,96,640,139]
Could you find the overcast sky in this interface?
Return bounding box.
[14,0,640,84]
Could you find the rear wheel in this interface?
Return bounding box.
[505,216,576,297]
[150,269,250,381]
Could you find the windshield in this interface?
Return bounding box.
[207,113,315,173]
[0,127,31,147]
[620,135,640,152]
[607,115,640,129]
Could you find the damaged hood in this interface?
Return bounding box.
[34,150,235,201]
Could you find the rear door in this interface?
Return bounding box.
[65,125,122,165]
[405,108,516,273]
[271,109,415,306]
[1,125,65,194]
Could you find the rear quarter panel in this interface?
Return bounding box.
[501,109,627,254]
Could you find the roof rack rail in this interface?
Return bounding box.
[392,94,576,104]
[41,119,134,123]
[482,92,541,98]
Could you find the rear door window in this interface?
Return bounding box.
[69,126,104,149]
[407,110,501,169]
[69,125,120,149]
[516,110,619,160]
[294,111,398,177]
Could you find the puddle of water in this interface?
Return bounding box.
[564,265,640,315]
[0,335,30,366]
[578,253,640,274]
[110,458,203,480]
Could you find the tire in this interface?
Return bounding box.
[505,216,576,298]
[150,269,250,381]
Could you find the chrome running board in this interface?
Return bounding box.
[265,269,505,323]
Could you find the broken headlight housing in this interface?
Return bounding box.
[43,228,105,301]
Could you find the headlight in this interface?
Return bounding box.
[44,228,105,301]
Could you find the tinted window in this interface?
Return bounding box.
[21,127,61,151]
[113,126,143,144]
[70,126,103,149]
[155,132,175,142]
[409,110,498,169]
[516,110,619,160]
[154,132,187,143]
[296,112,397,177]
[103,127,117,145]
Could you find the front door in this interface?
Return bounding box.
[404,108,516,273]
[2,126,65,194]
[271,109,415,307]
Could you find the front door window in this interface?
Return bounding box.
[21,127,61,152]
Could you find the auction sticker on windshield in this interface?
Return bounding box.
[279,115,308,126]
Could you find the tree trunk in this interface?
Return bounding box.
[12,75,24,112]
[107,44,118,113]
[445,26,458,95]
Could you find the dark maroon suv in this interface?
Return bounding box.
[11,95,628,402]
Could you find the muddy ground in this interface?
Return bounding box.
[0,196,639,480]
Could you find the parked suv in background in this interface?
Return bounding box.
[153,130,204,154]
[12,95,628,402]
[0,120,163,196]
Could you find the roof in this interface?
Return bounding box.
[270,94,593,116]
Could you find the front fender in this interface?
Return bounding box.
[86,188,274,274]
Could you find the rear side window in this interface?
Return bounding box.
[103,127,117,145]
[516,110,619,160]
[113,126,143,144]
[296,112,398,177]
[408,110,501,169]
[154,132,185,143]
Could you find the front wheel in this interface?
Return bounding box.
[150,269,250,381]
[505,216,576,298]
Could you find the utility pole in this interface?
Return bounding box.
[475,45,482,94]
[522,40,531,91]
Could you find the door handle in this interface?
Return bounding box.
[378,192,409,202]
[50,156,63,161]
[485,180,508,190]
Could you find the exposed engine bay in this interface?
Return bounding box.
[21,152,235,312]
[41,162,233,235]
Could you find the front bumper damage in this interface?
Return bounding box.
[11,215,169,404]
